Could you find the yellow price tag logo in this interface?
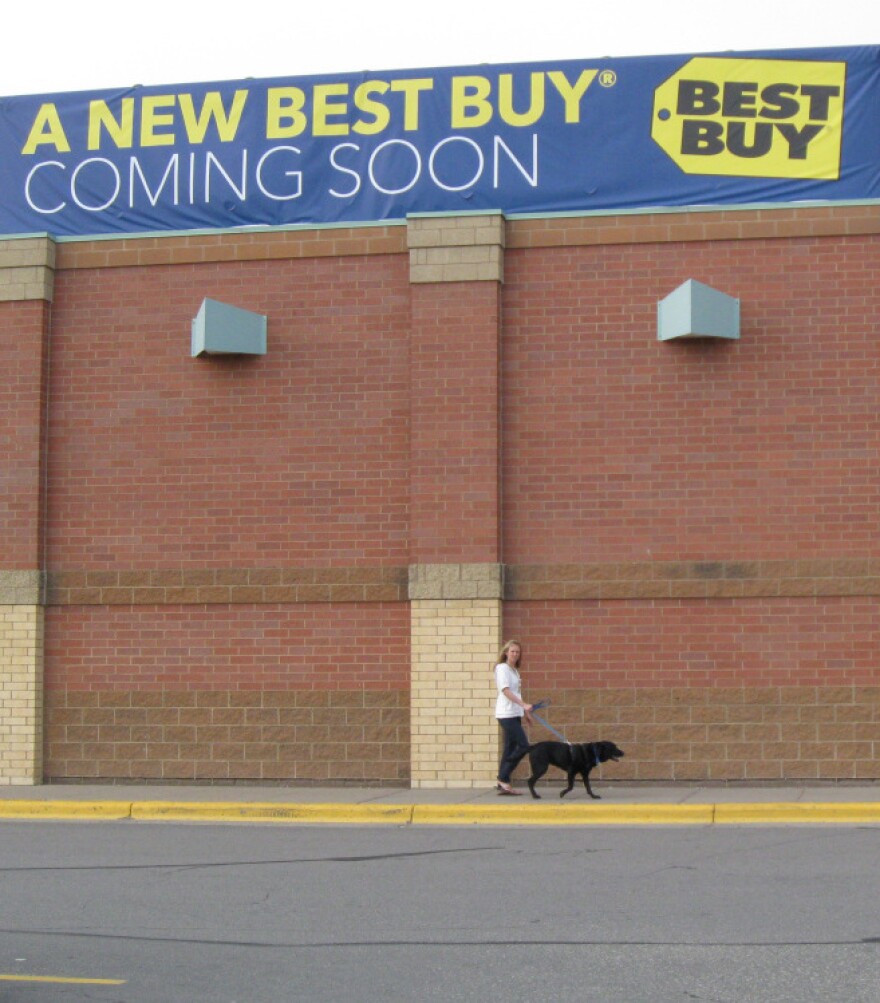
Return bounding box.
[652,57,847,179]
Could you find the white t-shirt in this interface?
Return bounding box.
[495,662,523,719]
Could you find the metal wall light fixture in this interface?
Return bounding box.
[191,298,267,357]
[657,279,740,341]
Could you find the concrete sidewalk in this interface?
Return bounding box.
[2,781,880,825]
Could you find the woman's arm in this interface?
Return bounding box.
[502,687,533,714]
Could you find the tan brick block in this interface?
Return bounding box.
[0,604,44,785]
[410,597,501,787]
[408,215,504,283]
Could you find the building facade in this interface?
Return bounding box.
[1,202,879,786]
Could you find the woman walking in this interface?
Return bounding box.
[494,639,534,795]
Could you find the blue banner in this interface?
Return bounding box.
[1,45,878,238]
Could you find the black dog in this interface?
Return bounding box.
[510,740,625,799]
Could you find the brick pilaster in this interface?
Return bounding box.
[0,605,44,784]
[0,237,53,784]
[407,213,504,563]
[0,238,55,303]
[408,213,504,284]
[409,566,503,788]
[407,214,505,787]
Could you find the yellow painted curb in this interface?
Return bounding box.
[3,799,880,825]
[715,801,880,824]
[0,800,132,820]
[412,803,715,825]
[129,801,413,824]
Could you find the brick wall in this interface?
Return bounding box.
[501,234,880,564]
[506,597,880,691]
[47,253,410,570]
[504,599,880,781]
[45,687,408,783]
[497,226,880,781]
[25,207,880,784]
[42,244,414,782]
[44,603,409,781]
[0,300,48,569]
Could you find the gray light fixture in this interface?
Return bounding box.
[191,298,267,357]
[658,279,740,341]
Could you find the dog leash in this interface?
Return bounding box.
[530,701,606,769]
[530,700,571,746]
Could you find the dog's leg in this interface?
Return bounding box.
[583,768,600,799]
[560,770,576,798]
[527,769,545,798]
[528,762,549,799]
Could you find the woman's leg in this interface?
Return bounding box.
[497,716,530,783]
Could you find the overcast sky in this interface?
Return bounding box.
[4,0,877,96]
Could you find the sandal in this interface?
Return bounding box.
[496,783,522,796]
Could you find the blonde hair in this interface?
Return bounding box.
[497,639,523,667]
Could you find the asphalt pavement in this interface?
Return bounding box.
[2,779,880,824]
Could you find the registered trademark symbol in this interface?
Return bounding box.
[599,70,617,87]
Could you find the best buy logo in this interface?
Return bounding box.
[652,57,846,179]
